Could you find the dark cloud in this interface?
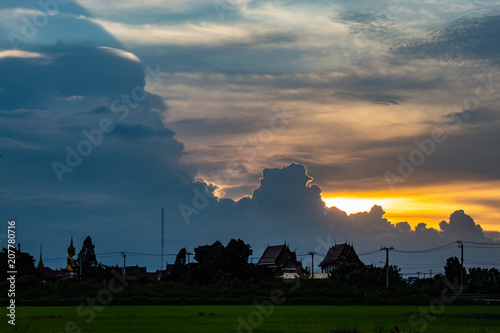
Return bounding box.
[112,124,175,139]
[443,108,500,126]
[330,5,403,45]
[0,47,144,111]
[0,52,198,269]
[332,11,380,25]
[396,221,411,232]
[82,106,111,115]
[395,14,500,65]
[53,48,144,98]
[439,210,484,239]
[334,91,409,105]
[0,56,55,110]
[0,1,122,50]
[252,163,322,205]
[460,198,500,211]
[484,231,500,242]
[0,110,36,119]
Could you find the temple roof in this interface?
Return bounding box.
[258,245,287,264]
[319,243,363,268]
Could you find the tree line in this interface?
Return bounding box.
[1,236,499,294]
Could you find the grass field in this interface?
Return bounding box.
[2,305,499,333]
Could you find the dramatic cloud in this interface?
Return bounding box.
[180,163,493,253]
[1,0,499,274]
[439,210,484,239]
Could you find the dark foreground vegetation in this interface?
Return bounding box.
[1,237,499,306]
[3,276,496,307]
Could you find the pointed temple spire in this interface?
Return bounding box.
[37,244,44,269]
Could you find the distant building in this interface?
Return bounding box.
[156,264,174,279]
[125,265,168,283]
[319,243,363,273]
[36,245,44,270]
[257,243,303,274]
[36,244,68,280]
[38,266,67,280]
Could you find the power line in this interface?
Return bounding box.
[393,242,457,254]
[461,241,500,246]
[401,271,444,276]
[358,249,383,256]
[463,245,500,249]
[465,259,500,266]
[125,252,177,256]
[393,262,445,269]
[42,251,176,261]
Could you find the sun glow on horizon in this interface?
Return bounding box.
[321,182,500,233]
[322,197,397,215]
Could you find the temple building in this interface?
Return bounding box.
[37,244,66,280]
[66,237,76,273]
[36,245,44,269]
[257,243,303,274]
[319,243,364,273]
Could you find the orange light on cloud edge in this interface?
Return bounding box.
[321,180,500,233]
[322,197,397,215]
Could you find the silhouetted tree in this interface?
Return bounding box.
[76,236,99,278]
[190,239,260,284]
[467,267,500,293]
[0,247,37,281]
[193,240,227,284]
[171,248,187,282]
[329,263,404,289]
[444,256,464,286]
[225,238,252,280]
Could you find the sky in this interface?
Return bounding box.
[0,0,499,274]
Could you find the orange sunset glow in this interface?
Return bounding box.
[322,179,500,232]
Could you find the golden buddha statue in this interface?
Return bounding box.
[67,237,76,272]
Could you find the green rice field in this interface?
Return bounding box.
[2,305,499,333]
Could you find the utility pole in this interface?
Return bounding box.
[381,247,394,287]
[307,251,317,279]
[121,252,126,277]
[161,207,165,271]
[186,251,193,264]
[417,272,420,279]
[457,240,464,294]
[430,269,432,279]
